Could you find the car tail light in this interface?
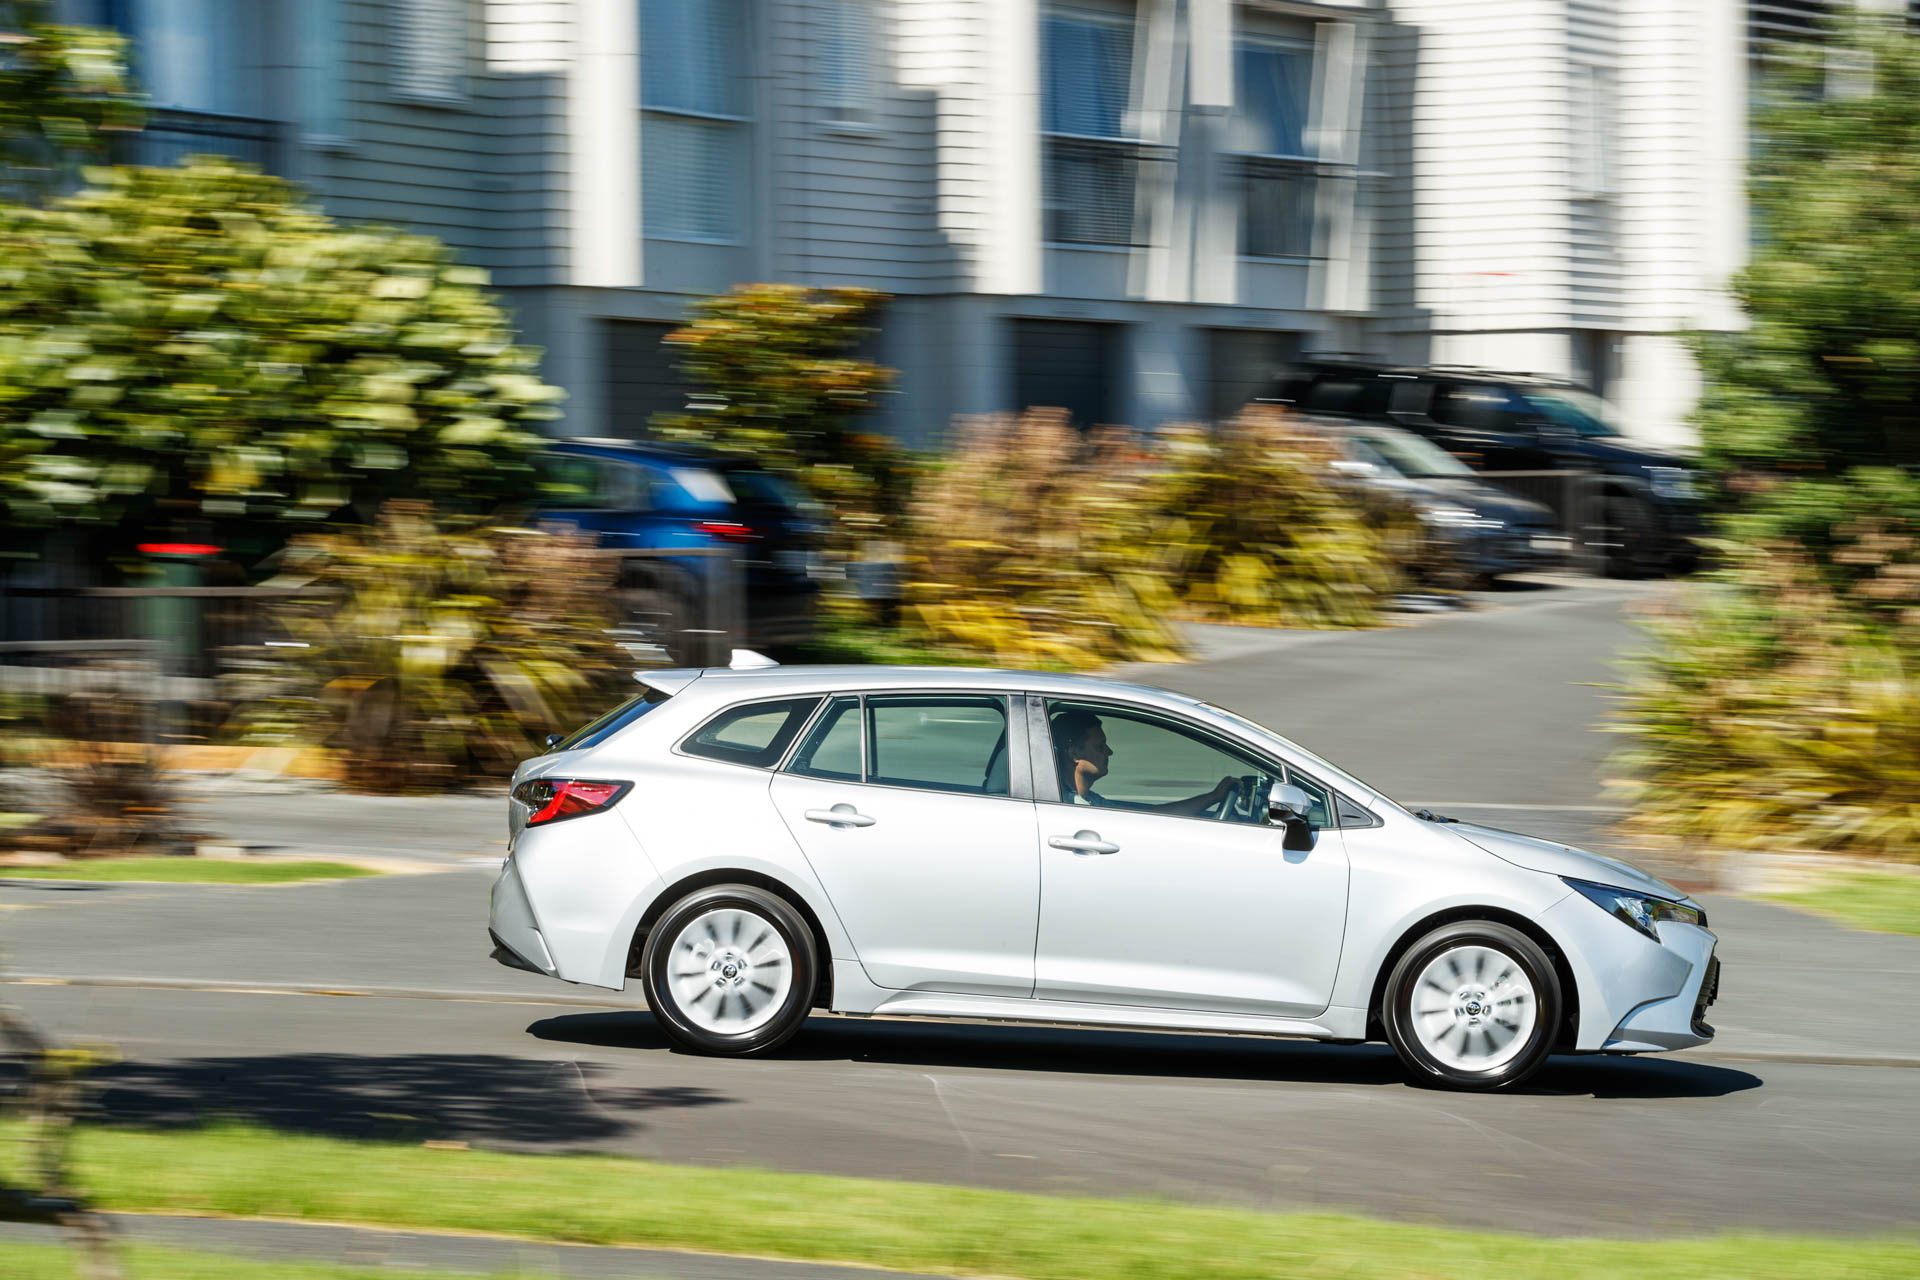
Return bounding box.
[693,519,757,543]
[512,778,632,827]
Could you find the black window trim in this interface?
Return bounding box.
[674,694,827,772]
[1028,692,1348,829]
[775,689,1032,802]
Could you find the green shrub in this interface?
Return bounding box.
[1148,413,1400,626]
[249,504,630,792]
[1613,536,1920,861]
[901,413,1185,670]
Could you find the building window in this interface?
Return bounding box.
[820,0,877,125]
[642,0,749,242]
[1042,9,1149,246]
[1233,36,1315,259]
[1569,62,1614,199]
[299,0,346,141]
[393,0,468,105]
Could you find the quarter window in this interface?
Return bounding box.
[681,697,822,769]
[866,695,1011,797]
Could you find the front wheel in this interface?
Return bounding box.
[642,884,818,1057]
[1382,921,1561,1091]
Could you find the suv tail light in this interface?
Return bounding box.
[512,778,632,827]
[693,519,756,543]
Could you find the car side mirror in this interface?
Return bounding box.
[1268,783,1318,852]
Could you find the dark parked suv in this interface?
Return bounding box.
[1264,362,1705,574]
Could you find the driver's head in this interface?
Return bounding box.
[1051,709,1111,783]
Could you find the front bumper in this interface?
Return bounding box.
[1541,893,1719,1052]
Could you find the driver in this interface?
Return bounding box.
[1051,709,1239,817]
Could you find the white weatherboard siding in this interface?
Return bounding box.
[1371,0,1745,444]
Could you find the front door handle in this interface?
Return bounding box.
[805,804,875,828]
[1048,831,1119,855]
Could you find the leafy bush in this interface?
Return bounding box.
[0,158,559,555]
[901,413,1185,670]
[1147,413,1399,626]
[1613,535,1920,861]
[653,283,901,543]
[252,504,631,792]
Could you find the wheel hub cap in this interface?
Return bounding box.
[666,908,793,1036]
[1410,944,1538,1074]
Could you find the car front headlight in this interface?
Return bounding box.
[1420,506,1500,530]
[1646,467,1698,501]
[1564,877,1706,940]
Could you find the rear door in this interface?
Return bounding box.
[769,693,1040,997]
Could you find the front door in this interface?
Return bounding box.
[769,693,1040,998]
[1032,698,1349,1017]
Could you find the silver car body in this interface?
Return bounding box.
[490,665,1716,1055]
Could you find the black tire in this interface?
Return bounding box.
[1382,920,1561,1092]
[641,884,818,1057]
[1597,493,1658,578]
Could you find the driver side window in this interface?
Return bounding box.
[1043,700,1274,825]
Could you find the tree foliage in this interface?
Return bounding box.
[0,158,560,550]
[654,283,899,534]
[1691,17,1920,552]
[0,0,142,193]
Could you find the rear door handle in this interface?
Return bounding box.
[1048,831,1119,855]
[805,804,875,828]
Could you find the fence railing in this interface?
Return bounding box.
[0,547,749,702]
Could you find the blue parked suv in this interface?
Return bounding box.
[535,439,824,660]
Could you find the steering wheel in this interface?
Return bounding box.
[1211,774,1267,822]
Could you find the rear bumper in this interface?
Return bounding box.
[488,860,557,977]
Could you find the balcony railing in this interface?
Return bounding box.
[1240,156,1319,260]
[114,108,286,175]
[1043,135,1173,248]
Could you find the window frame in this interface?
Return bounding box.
[1028,694,1350,830]
[640,0,752,244]
[1040,5,1161,249]
[776,691,1033,801]
[1233,32,1318,262]
[675,695,827,771]
[391,0,471,108]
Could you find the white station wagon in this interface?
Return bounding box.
[490,658,1719,1091]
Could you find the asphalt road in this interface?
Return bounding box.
[5,577,1919,1240]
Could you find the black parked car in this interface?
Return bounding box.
[1307,418,1566,583]
[1264,362,1706,575]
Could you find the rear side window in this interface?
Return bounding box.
[866,695,1010,796]
[554,688,671,751]
[681,697,823,769]
[1303,378,1390,416]
[787,696,862,781]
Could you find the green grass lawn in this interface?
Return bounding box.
[0,858,377,885]
[1764,869,1920,937]
[0,1241,523,1280]
[0,1123,1912,1280]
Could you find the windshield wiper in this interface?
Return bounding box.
[1414,808,1459,824]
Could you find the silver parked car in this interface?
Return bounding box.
[491,658,1719,1091]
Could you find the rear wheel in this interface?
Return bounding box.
[642,885,817,1056]
[1383,921,1561,1091]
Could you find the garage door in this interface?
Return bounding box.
[1011,319,1120,428]
[1207,328,1302,422]
[603,320,687,439]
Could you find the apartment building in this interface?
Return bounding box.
[58,2,1833,447]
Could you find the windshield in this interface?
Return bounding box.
[1522,388,1620,438]
[1199,702,1402,813]
[1350,431,1473,478]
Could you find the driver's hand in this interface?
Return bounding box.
[1212,776,1237,803]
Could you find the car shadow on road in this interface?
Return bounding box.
[529,1012,1762,1100]
[55,1053,733,1148]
